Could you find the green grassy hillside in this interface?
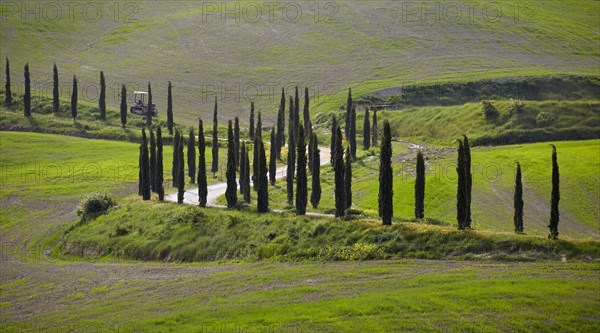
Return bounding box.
[1,0,598,123]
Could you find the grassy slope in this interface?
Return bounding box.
[1,1,598,123]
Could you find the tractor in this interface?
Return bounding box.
[130,91,157,117]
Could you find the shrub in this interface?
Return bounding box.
[536,111,555,127]
[508,99,525,114]
[480,100,499,120]
[76,193,117,223]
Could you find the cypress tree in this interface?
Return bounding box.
[276,87,285,158]
[252,112,263,190]
[187,128,196,184]
[372,110,378,147]
[225,120,238,208]
[379,120,393,225]
[308,129,314,174]
[456,139,466,229]
[177,133,185,204]
[345,88,352,138]
[70,75,78,121]
[330,115,337,166]
[156,127,164,201]
[349,105,357,160]
[463,135,472,228]
[4,58,11,107]
[52,63,59,113]
[415,150,425,219]
[548,145,560,240]
[294,86,300,141]
[514,162,524,233]
[172,130,180,187]
[363,108,371,150]
[140,129,151,200]
[99,71,106,120]
[334,125,345,217]
[149,129,157,192]
[310,133,321,209]
[120,84,127,128]
[211,97,219,176]
[146,82,152,127]
[234,116,240,170]
[257,138,269,213]
[303,86,311,142]
[287,96,296,178]
[249,101,255,140]
[24,63,31,117]
[167,81,174,135]
[296,126,307,215]
[344,147,352,210]
[198,119,208,207]
[269,128,277,185]
[241,142,251,203]
[239,142,247,195]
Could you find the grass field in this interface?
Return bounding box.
[1,1,599,123]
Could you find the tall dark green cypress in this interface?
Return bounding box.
[120,84,127,128]
[167,81,174,135]
[257,138,269,213]
[514,162,524,233]
[234,116,240,170]
[276,87,285,158]
[149,129,157,192]
[372,110,378,147]
[296,126,307,215]
[303,86,311,143]
[308,128,314,174]
[172,130,181,187]
[330,115,337,166]
[349,105,357,160]
[548,145,560,240]
[463,135,472,228]
[146,82,152,127]
[310,133,321,209]
[239,142,247,195]
[140,129,151,200]
[70,75,78,121]
[363,108,371,150]
[334,125,345,217]
[456,139,466,229]
[287,96,296,179]
[294,86,300,142]
[156,127,164,201]
[24,63,31,117]
[269,128,277,185]
[211,97,219,176]
[198,119,207,207]
[415,150,425,219]
[177,133,185,204]
[241,142,251,203]
[4,58,11,107]
[187,128,196,184]
[253,112,263,190]
[379,120,393,225]
[99,71,106,120]
[52,63,59,113]
[225,120,238,208]
[344,147,352,210]
[345,88,352,138]
[249,101,255,140]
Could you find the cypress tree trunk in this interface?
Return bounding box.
[52,63,59,113]
[156,127,164,201]
[344,147,352,210]
[463,135,472,228]
[345,88,352,139]
[5,58,11,107]
[225,120,238,208]
[167,81,173,135]
[141,129,151,200]
[379,120,393,225]
[295,126,307,215]
[330,115,337,166]
[120,84,127,128]
[70,75,78,121]
[372,110,378,147]
[514,162,524,233]
[211,97,219,176]
[234,117,240,170]
[177,134,185,204]
[149,129,157,192]
[198,120,208,207]
[269,128,277,185]
[334,126,345,217]
[415,150,425,219]
[241,143,251,203]
[146,82,152,127]
[249,101,255,140]
[456,139,466,229]
[187,128,196,184]
[363,108,370,150]
[99,71,106,120]
[350,105,357,160]
[257,139,269,212]
[172,130,180,187]
[310,133,321,209]
[24,63,31,117]
[548,145,560,239]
